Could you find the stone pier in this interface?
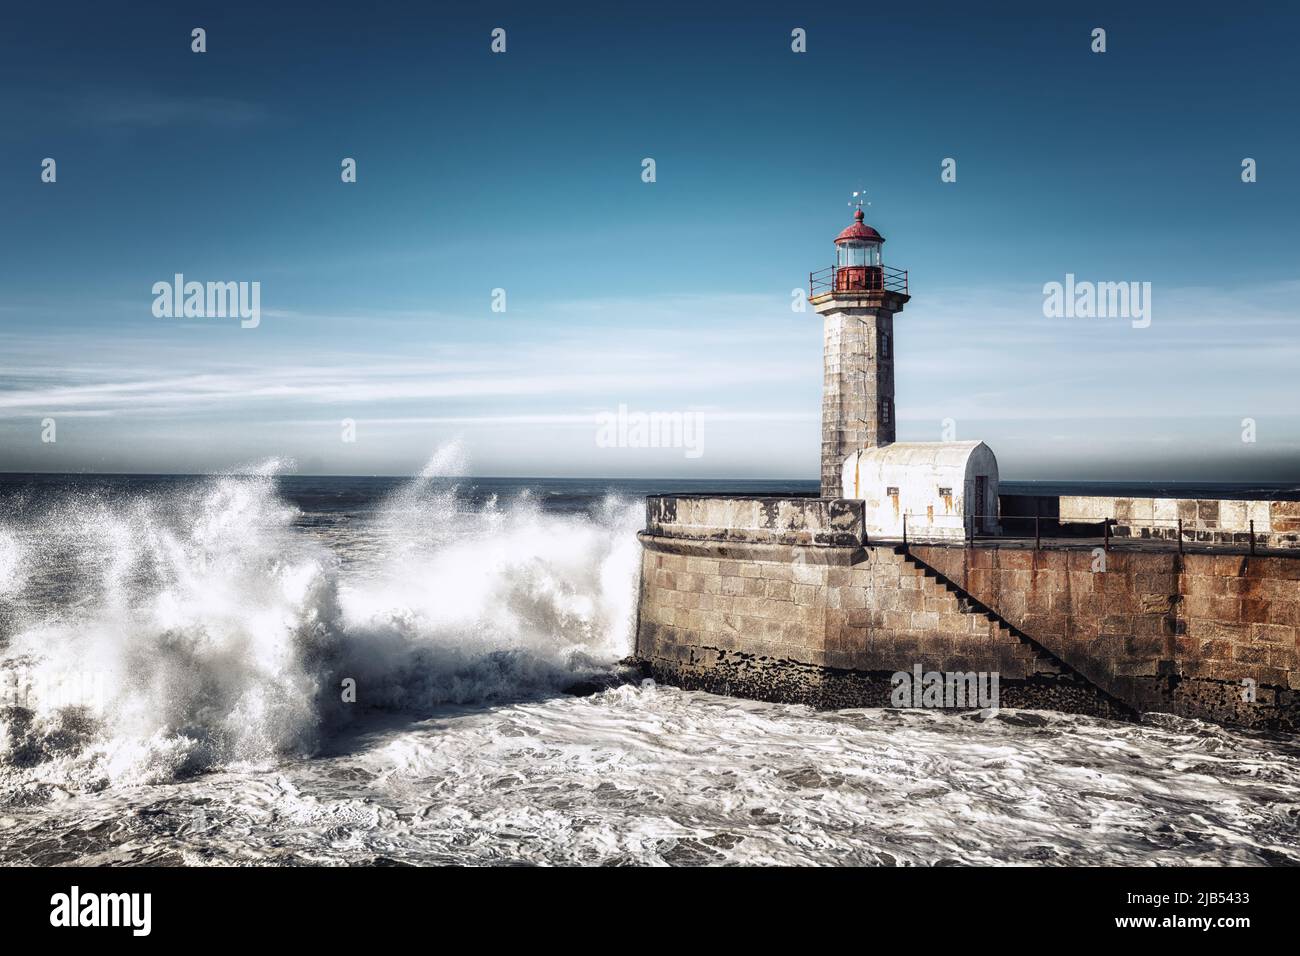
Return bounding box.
[634,495,1300,730]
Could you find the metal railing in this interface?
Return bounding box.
[894,513,1269,556]
[809,264,909,298]
[1106,516,1266,555]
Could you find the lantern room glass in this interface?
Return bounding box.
[837,239,881,268]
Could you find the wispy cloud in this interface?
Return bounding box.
[267,411,818,427]
[0,283,1295,476]
[0,331,808,419]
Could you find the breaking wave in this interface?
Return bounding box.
[0,447,642,792]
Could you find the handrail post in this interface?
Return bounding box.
[1177,518,1184,555]
[1104,518,1110,552]
[902,513,908,549]
[1250,519,1256,556]
[1035,514,1041,552]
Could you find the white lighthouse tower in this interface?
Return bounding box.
[808,207,910,498]
[810,208,999,539]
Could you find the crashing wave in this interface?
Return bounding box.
[0,446,641,791]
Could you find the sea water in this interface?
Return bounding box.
[1,451,1298,866]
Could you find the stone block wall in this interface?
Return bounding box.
[635,494,1127,716]
[909,544,1300,725]
[1059,495,1300,550]
[638,535,1046,679]
[645,495,863,547]
[635,495,1300,728]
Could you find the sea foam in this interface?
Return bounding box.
[0,446,641,791]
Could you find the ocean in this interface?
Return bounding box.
[1,455,1299,866]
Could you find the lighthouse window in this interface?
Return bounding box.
[881,332,891,358]
[839,242,867,268]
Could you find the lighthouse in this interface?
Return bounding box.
[809,208,910,497]
[813,209,1000,538]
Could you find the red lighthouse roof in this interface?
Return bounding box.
[835,208,884,244]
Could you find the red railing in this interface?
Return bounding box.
[809,264,909,298]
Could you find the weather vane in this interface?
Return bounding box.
[847,189,871,213]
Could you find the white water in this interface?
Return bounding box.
[3,686,1300,866]
[0,449,641,795]
[1,451,1299,865]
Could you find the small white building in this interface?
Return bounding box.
[840,441,1000,540]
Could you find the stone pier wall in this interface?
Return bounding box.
[1059,495,1300,550]
[634,495,1300,730]
[909,544,1300,726]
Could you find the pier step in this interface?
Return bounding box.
[905,552,1057,659]
[890,545,1133,713]
[887,547,1053,672]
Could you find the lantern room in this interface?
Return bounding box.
[833,209,885,292]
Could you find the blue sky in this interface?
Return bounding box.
[1,1,1297,479]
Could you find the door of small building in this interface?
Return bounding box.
[973,476,987,534]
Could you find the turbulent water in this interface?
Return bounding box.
[1,451,1298,866]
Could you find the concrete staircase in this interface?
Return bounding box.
[893,545,1134,715]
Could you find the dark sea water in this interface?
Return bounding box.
[1,459,1298,866]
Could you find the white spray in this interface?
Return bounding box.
[0,447,642,790]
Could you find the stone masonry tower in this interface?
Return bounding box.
[809,209,910,497]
